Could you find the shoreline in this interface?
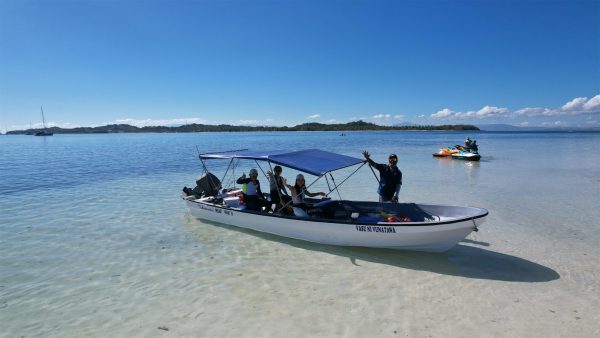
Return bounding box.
[4,129,600,136]
[5,121,479,135]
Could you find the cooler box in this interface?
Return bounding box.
[223,196,240,208]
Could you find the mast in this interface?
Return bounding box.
[41,106,47,129]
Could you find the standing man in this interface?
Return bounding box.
[362,151,402,203]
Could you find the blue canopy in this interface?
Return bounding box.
[200,149,364,176]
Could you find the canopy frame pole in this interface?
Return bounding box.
[325,174,332,192]
[197,145,221,196]
[220,158,234,188]
[199,157,220,196]
[368,164,381,185]
[325,162,367,198]
[254,160,269,180]
[199,158,209,174]
[232,158,237,188]
[198,148,248,156]
[197,146,210,175]
[329,173,344,201]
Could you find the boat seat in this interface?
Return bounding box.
[292,207,309,218]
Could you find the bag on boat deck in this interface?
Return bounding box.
[193,172,221,197]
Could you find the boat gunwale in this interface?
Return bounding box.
[186,198,488,227]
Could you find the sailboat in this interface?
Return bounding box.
[34,106,53,136]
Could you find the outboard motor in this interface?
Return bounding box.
[183,172,221,198]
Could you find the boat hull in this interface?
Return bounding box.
[451,153,481,161]
[185,199,487,252]
[433,152,481,161]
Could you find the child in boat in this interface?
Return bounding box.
[236,169,270,212]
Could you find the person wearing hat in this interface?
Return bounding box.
[362,151,402,203]
[236,168,270,211]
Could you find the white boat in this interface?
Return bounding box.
[183,149,488,252]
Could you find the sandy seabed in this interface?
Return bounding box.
[2,205,598,338]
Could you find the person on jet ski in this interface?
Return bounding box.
[464,137,478,151]
[465,137,473,148]
[470,139,478,151]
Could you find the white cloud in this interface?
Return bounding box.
[115,118,207,127]
[238,119,259,125]
[431,93,600,120]
[435,106,509,119]
[431,108,455,118]
[10,121,82,130]
[393,115,404,119]
[473,106,509,118]
[518,121,529,126]
[264,118,274,123]
[372,114,391,119]
[326,119,338,123]
[514,107,554,116]
[559,94,600,113]
[541,121,566,127]
[562,97,587,111]
[583,94,600,111]
[307,114,320,119]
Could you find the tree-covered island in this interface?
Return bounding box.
[7,120,479,134]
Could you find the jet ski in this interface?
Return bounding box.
[433,145,481,161]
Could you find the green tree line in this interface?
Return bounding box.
[7,120,479,134]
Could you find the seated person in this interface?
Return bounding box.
[267,165,292,212]
[470,140,478,151]
[283,174,327,217]
[236,169,270,212]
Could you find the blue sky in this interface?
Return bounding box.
[1,0,599,131]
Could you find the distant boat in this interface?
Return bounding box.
[34,106,53,136]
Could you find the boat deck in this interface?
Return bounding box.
[185,192,487,226]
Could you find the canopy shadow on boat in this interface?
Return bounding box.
[186,217,560,283]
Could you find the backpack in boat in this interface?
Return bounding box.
[189,172,221,197]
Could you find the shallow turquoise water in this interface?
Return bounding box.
[1,131,599,337]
